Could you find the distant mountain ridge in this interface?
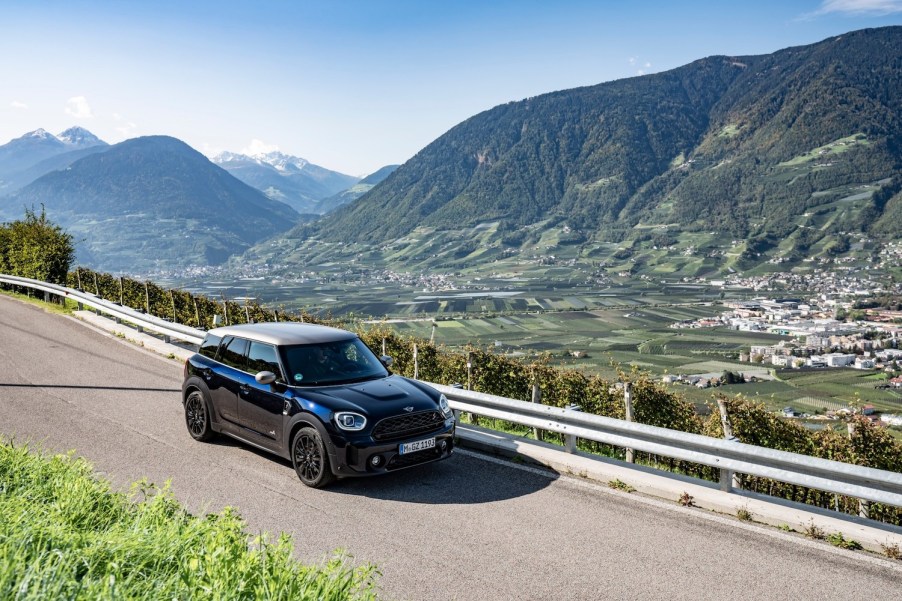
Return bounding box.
[316,164,400,214]
[0,127,108,192]
[288,26,901,274]
[211,149,358,214]
[2,136,300,271]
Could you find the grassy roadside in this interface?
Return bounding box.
[0,441,379,600]
[0,288,76,316]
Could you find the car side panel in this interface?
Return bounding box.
[238,382,286,446]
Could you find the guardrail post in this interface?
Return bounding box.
[466,352,472,390]
[847,420,870,518]
[118,276,124,306]
[716,398,741,492]
[564,404,581,453]
[466,352,477,426]
[76,268,82,291]
[531,383,544,442]
[624,382,635,463]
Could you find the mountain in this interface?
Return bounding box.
[316,164,399,214]
[212,150,359,214]
[2,136,300,272]
[0,127,109,193]
[56,126,106,148]
[270,27,901,277]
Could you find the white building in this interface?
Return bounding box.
[823,353,856,367]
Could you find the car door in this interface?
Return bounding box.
[238,340,287,445]
[208,335,249,423]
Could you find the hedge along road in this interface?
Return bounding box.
[1,294,900,600]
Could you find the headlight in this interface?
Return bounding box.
[335,412,366,431]
[439,394,453,417]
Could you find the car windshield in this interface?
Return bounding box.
[280,338,388,386]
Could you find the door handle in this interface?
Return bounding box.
[239,384,251,394]
[283,400,291,415]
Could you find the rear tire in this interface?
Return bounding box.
[291,426,335,488]
[184,390,215,442]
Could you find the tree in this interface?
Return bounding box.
[0,207,75,284]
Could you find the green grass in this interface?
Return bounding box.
[0,288,75,315]
[0,441,379,600]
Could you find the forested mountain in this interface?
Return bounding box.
[2,136,300,271]
[281,27,900,272]
[316,164,399,214]
[212,151,359,214]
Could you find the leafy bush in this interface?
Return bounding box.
[0,207,74,284]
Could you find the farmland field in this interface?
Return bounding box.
[161,271,901,420]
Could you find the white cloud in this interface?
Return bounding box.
[112,112,137,137]
[10,100,28,109]
[637,70,646,76]
[628,57,637,66]
[65,96,94,119]
[816,0,902,14]
[644,62,652,69]
[241,139,279,156]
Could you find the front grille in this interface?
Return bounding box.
[372,410,444,441]
[387,446,442,470]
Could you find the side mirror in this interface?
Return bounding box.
[380,355,393,368]
[255,371,277,385]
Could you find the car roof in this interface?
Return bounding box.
[207,322,357,346]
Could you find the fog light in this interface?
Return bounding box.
[369,455,383,468]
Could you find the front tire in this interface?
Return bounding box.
[291,427,335,488]
[184,390,215,442]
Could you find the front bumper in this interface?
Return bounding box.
[327,419,456,476]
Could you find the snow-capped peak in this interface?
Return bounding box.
[56,126,104,147]
[212,149,309,173]
[27,128,54,139]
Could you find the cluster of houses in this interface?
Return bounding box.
[780,404,902,427]
[673,297,902,371]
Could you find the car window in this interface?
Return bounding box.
[218,336,249,370]
[281,338,387,386]
[199,334,222,359]
[247,341,284,382]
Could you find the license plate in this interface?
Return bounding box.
[399,437,435,455]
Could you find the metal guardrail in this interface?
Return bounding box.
[4,274,902,512]
[426,382,902,510]
[0,274,205,345]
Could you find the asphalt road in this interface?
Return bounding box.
[1,294,901,600]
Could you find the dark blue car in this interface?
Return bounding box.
[181,322,455,487]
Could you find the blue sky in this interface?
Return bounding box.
[1,0,900,175]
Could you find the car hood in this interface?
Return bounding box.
[297,375,439,414]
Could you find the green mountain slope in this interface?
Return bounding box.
[2,136,300,271]
[271,27,900,277]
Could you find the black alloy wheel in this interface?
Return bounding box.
[292,427,335,488]
[185,390,215,442]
